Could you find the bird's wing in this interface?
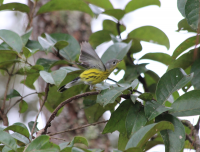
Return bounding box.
[79,42,106,71]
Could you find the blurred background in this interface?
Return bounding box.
[0,0,197,151]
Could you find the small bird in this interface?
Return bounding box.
[58,42,121,92]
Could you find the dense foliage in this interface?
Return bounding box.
[0,0,200,151]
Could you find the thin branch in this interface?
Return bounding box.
[1,64,15,112]
[43,91,99,134]
[31,83,49,138]
[116,21,121,39]
[186,134,194,145]
[6,92,38,114]
[49,120,108,136]
[50,137,67,141]
[26,0,37,31]
[195,116,200,130]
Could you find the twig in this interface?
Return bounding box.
[50,137,67,141]
[43,91,99,134]
[26,0,37,31]
[116,21,121,39]
[195,116,200,130]
[1,64,15,112]
[48,120,108,136]
[31,83,49,138]
[186,134,194,145]
[6,92,38,114]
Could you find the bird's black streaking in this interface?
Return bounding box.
[58,77,81,93]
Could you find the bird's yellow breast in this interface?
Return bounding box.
[80,69,110,85]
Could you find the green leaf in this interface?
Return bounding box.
[0,50,17,63]
[138,93,153,101]
[0,59,20,70]
[83,0,113,9]
[168,48,200,70]
[177,18,196,32]
[103,100,133,134]
[28,121,39,134]
[123,64,147,82]
[0,29,23,52]
[129,26,170,49]
[21,28,32,46]
[23,47,39,58]
[103,9,125,20]
[4,123,30,139]
[36,58,69,71]
[126,103,147,138]
[26,40,43,51]
[103,20,126,36]
[0,0,3,5]
[97,85,131,107]
[125,0,160,13]
[125,147,143,152]
[101,41,132,63]
[11,132,29,144]
[70,136,88,147]
[38,36,53,53]
[40,71,55,84]
[6,89,21,99]
[125,121,174,149]
[50,33,80,61]
[51,69,67,86]
[24,135,49,151]
[172,36,199,60]
[16,65,44,75]
[89,30,112,48]
[185,0,199,30]
[156,114,185,152]
[19,100,28,113]
[144,70,160,87]
[54,41,68,50]
[37,0,93,16]
[169,90,200,116]
[144,137,163,151]
[0,131,17,151]
[21,73,39,90]
[140,52,171,65]
[177,0,187,17]
[0,2,30,13]
[191,59,200,89]
[156,68,193,105]
[123,38,142,54]
[144,100,172,121]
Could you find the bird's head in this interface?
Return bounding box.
[105,59,122,73]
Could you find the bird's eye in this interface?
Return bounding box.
[113,61,116,65]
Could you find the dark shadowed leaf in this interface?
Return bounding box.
[144,100,171,121]
[89,30,112,48]
[19,100,28,113]
[123,38,142,54]
[156,68,193,105]
[177,19,196,32]
[0,59,20,70]
[28,121,39,134]
[54,40,68,50]
[129,26,170,49]
[125,121,174,149]
[144,70,160,87]
[37,0,93,16]
[0,2,30,13]
[26,40,43,51]
[4,122,29,139]
[0,29,23,52]
[169,90,200,116]
[177,0,187,17]
[83,0,113,9]
[6,89,21,99]
[101,41,132,63]
[191,59,200,89]
[125,0,160,13]
[185,0,199,30]
[36,58,69,71]
[156,114,185,152]
[140,52,171,65]
[0,131,17,151]
[103,20,126,36]
[138,93,153,101]
[103,9,125,20]
[172,36,199,60]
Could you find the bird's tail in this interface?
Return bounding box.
[58,77,82,92]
